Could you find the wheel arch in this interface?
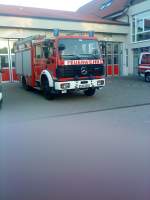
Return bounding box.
[145,71,150,82]
[40,70,54,88]
[145,70,150,74]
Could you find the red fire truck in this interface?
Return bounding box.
[138,52,150,82]
[15,31,105,99]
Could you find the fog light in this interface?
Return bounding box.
[60,83,70,89]
[97,80,104,86]
[97,80,101,86]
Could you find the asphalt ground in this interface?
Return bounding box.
[0,76,150,123]
[0,76,150,200]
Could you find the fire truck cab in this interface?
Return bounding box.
[15,31,105,99]
[138,52,150,82]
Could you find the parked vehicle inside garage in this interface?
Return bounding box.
[138,52,150,82]
[0,69,3,107]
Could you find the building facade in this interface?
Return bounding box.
[128,0,150,75]
[78,0,150,77]
[0,0,149,82]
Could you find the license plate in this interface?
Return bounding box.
[79,84,90,88]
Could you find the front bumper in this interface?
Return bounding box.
[55,78,105,91]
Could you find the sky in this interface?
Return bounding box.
[0,0,92,11]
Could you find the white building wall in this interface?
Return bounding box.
[0,16,129,36]
[129,0,150,15]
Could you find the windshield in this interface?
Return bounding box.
[141,54,150,64]
[58,38,101,60]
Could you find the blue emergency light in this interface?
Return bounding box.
[88,31,95,37]
[53,29,60,37]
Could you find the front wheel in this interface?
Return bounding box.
[84,88,96,96]
[0,99,3,109]
[145,73,150,82]
[42,78,55,100]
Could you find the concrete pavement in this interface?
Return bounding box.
[0,76,150,200]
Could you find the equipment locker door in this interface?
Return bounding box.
[34,45,46,81]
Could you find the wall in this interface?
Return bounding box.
[0,16,129,37]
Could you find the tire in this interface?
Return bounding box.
[42,78,55,100]
[84,88,96,96]
[22,77,32,90]
[145,73,150,82]
[0,100,2,109]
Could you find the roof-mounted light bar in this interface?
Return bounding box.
[53,29,60,37]
[88,31,95,37]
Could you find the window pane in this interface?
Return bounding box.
[137,19,143,33]
[137,32,150,41]
[9,40,17,54]
[144,18,150,31]
[99,0,112,10]
[132,18,135,35]
[107,44,112,54]
[141,47,150,52]
[107,55,112,65]
[0,40,8,54]
[11,54,16,67]
[99,42,106,55]
[36,46,43,59]
[141,54,150,64]
[0,55,9,68]
[114,44,118,54]
[114,55,118,64]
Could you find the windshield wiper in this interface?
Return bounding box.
[63,54,81,59]
[78,53,99,59]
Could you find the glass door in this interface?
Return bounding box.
[9,40,18,82]
[106,42,120,76]
[106,43,113,76]
[113,43,120,76]
[0,54,10,82]
[99,41,122,77]
[0,40,10,82]
[0,39,18,82]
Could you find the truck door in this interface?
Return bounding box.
[44,42,56,76]
[34,44,46,81]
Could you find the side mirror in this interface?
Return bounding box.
[43,47,49,59]
[58,44,65,51]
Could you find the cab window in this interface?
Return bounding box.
[35,45,43,59]
[141,54,150,64]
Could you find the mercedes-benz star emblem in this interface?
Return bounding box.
[81,66,88,76]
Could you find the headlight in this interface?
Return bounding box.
[60,83,70,89]
[97,80,104,86]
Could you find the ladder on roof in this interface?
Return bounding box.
[16,35,46,46]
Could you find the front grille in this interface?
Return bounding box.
[56,64,105,78]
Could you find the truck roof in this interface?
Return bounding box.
[57,35,97,40]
